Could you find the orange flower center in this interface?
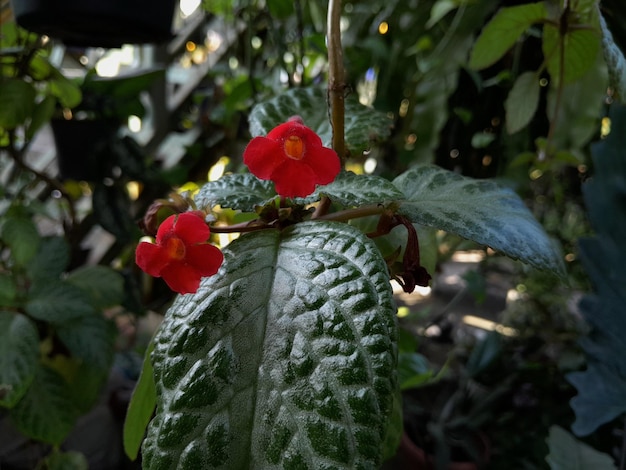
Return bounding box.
[284,135,305,160]
[165,236,186,261]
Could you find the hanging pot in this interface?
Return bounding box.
[11,0,177,48]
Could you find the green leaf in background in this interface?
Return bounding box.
[393,164,565,276]
[1,216,41,267]
[26,280,95,324]
[0,273,18,307]
[248,87,393,156]
[469,2,547,70]
[0,312,39,408]
[143,221,397,469]
[10,366,77,445]
[195,173,277,212]
[542,26,601,85]
[600,13,626,102]
[505,71,540,134]
[0,78,36,129]
[313,171,404,207]
[56,315,115,370]
[26,95,56,140]
[44,450,89,470]
[66,265,125,309]
[49,73,82,108]
[26,236,70,282]
[124,341,157,461]
[546,425,616,469]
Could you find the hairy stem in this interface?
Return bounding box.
[327,0,346,163]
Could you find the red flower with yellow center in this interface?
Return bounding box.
[135,212,223,294]
[243,117,341,198]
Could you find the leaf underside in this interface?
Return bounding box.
[142,221,398,469]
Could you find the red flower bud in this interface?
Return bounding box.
[135,212,223,294]
[243,117,341,198]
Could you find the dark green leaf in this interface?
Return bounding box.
[26,236,70,282]
[195,173,277,212]
[26,280,95,324]
[469,2,547,70]
[49,75,82,109]
[1,216,40,267]
[124,341,156,461]
[0,312,39,408]
[56,314,115,370]
[313,171,404,207]
[10,366,77,445]
[0,274,18,307]
[0,78,36,129]
[143,222,398,468]
[398,352,433,390]
[92,183,134,243]
[68,362,110,414]
[66,265,124,309]
[248,87,393,156]
[505,71,540,134]
[393,164,565,275]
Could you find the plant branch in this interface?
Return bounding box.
[327,0,346,164]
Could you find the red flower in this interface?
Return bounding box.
[243,116,341,198]
[135,212,223,294]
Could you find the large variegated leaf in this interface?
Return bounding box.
[393,164,564,275]
[195,173,277,212]
[248,87,393,156]
[143,221,398,469]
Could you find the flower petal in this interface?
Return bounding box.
[155,215,176,244]
[160,262,203,294]
[186,243,224,276]
[271,161,317,198]
[243,136,284,180]
[172,212,211,245]
[135,242,169,276]
[304,146,341,185]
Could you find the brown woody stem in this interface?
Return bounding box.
[327,0,346,164]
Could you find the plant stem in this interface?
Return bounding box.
[327,0,346,164]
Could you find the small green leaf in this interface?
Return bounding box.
[1,216,41,267]
[542,25,601,85]
[195,173,277,212]
[92,183,134,243]
[0,312,39,408]
[26,280,95,324]
[45,450,89,470]
[248,87,393,156]
[124,341,156,461]
[426,0,460,29]
[505,71,541,134]
[0,78,36,129]
[143,222,398,468]
[469,2,547,70]
[66,265,124,309]
[56,314,115,370]
[314,171,404,207]
[26,236,70,282]
[393,164,564,275]
[546,425,616,469]
[68,362,110,414]
[10,366,77,445]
